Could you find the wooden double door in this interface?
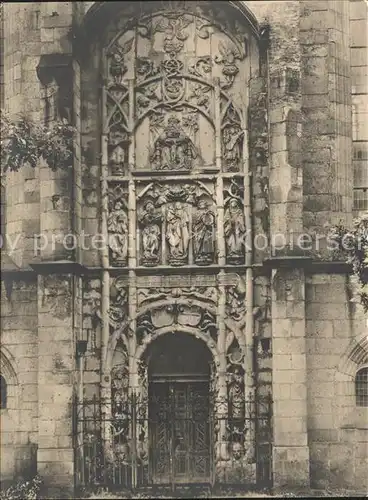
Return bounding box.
[148,379,212,485]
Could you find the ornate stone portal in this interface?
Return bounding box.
[90,1,259,485]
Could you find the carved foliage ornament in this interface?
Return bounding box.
[136,287,218,345]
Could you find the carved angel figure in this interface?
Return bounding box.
[166,202,189,264]
[193,199,216,265]
[139,201,163,265]
[108,199,128,265]
[224,198,246,264]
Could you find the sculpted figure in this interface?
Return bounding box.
[193,199,216,265]
[151,116,197,171]
[110,144,125,175]
[224,198,246,264]
[228,367,245,421]
[108,199,128,265]
[166,202,189,264]
[139,201,162,265]
[223,125,242,172]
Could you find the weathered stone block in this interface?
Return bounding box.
[274,400,308,418]
[273,445,310,488]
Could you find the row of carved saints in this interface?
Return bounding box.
[107,196,246,266]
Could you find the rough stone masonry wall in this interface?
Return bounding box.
[350,0,368,218]
[305,273,367,491]
[301,0,353,245]
[1,2,77,492]
[2,3,42,269]
[1,3,42,483]
[0,280,38,483]
[248,1,310,489]
[300,0,368,492]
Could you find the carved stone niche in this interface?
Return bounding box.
[224,179,246,265]
[108,110,130,177]
[136,286,218,346]
[137,197,163,267]
[221,103,243,173]
[149,113,199,173]
[83,279,101,352]
[107,184,129,267]
[137,182,217,267]
[36,54,73,124]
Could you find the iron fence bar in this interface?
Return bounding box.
[74,395,273,491]
[131,391,137,491]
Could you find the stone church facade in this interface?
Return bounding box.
[0,1,367,495]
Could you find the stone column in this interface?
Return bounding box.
[271,266,310,490]
[37,273,75,496]
[301,0,353,243]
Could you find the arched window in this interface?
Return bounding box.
[0,375,7,409]
[355,367,368,407]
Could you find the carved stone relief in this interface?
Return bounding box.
[138,200,163,267]
[227,365,246,459]
[108,111,130,176]
[108,185,128,266]
[83,279,102,351]
[192,199,216,265]
[107,37,134,85]
[136,286,218,346]
[150,115,197,172]
[111,361,130,462]
[225,278,246,323]
[214,41,242,90]
[137,182,216,267]
[224,181,246,265]
[41,275,72,319]
[105,7,250,175]
[222,103,243,172]
[109,277,128,330]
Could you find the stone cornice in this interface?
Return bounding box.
[29,261,89,276]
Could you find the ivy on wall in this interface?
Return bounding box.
[333,215,368,313]
[1,112,74,172]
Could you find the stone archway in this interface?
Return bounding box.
[145,333,214,484]
[130,328,221,486]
